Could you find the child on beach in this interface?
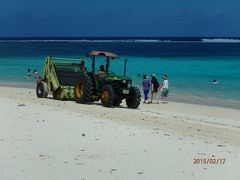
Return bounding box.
[161,74,169,103]
[150,74,159,104]
[142,74,151,103]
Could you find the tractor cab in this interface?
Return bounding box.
[87,51,131,91]
[89,50,118,75]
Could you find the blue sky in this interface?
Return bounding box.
[0,0,240,37]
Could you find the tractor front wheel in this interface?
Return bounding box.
[126,86,141,109]
[101,85,114,107]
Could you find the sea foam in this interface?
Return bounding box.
[0,39,170,43]
[202,38,240,43]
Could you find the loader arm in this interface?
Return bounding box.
[43,57,60,92]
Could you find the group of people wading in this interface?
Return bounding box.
[142,74,169,104]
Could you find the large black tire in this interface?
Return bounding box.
[126,86,141,109]
[36,81,48,98]
[75,74,94,104]
[101,85,115,107]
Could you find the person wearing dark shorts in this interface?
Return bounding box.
[142,74,151,103]
[150,74,159,104]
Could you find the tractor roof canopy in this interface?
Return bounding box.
[90,51,118,58]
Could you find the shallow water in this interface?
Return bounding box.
[0,40,240,108]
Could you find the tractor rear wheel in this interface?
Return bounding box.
[101,85,114,107]
[126,86,141,109]
[75,75,94,104]
[36,81,48,98]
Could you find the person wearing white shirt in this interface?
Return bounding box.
[161,74,169,103]
[163,79,168,89]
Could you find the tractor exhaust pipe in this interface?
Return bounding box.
[124,58,128,76]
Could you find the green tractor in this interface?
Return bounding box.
[36,51,141,109]
[74,51,141,108]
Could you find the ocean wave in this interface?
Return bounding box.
[202,38,240,43]
[0,39,172,43]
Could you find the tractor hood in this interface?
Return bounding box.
[106,74,132,81]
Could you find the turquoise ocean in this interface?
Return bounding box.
[0,37,240,108]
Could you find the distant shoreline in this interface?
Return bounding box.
[0,37,240,43]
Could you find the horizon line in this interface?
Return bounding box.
[0,36,240,38]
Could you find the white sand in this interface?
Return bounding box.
[0,86,239,180]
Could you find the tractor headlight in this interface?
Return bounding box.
[122,80,127,83]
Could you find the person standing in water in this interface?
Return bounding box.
[27,68,31,79]
[150,74,160,104]
[212,80,219,85]
[33,69,39,79]
[142,74,151,103]
[160,74,169,103]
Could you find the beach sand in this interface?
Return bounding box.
[0,86,239,180]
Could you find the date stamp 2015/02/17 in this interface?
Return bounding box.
[193,158,226,165]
